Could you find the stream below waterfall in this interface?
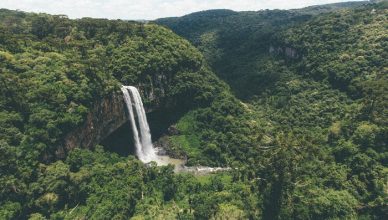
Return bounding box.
[122,85,230,174]
[154,148,231,174]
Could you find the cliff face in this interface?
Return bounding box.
[57,80,170,159]
[269,45,299,59]
[140,73,170,112]
[56,92,128,158]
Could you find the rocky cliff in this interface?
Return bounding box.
[56,80,170,159]
[56,92,128,158]
[269,45,299,59]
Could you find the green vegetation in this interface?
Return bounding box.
[0,9,230,219]
[1,1,387,219]
[157,1,387,219]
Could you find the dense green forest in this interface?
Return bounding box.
[156,2,388,219]
[0,1,387,219]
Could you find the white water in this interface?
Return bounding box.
[121,86,231,174]
[121,86,158,163]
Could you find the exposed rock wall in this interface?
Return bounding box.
[57,92,128,158]
[269,45,299,59]
[55,69,175,159]
[140,73,170,112]
[57,82,170,159]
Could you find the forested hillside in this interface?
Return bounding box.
[156,1,376,99]
[0,9,231,219]
[0,1,387,219]
[157,2,387,219]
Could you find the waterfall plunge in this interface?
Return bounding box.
[120,86,228,173]
[121,86,158,163]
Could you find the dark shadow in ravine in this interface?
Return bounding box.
[147,108,187,142]
[100,122,135,157]
[100,107,186,157]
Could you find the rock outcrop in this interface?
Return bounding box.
[269,45,299,59]
[57,81,170,159]
[56,92,128,158]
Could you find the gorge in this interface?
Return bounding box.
[120,85,230,173]
[0,2,386,219]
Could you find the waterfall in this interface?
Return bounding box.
[121,86,158,163]
[120,86,229,173]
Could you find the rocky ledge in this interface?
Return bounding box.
[56,92,128,158]
[56,82,169,159]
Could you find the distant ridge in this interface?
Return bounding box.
[156,0,371,21]
[292,1,370,14]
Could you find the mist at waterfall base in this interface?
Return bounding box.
[121,86,157,163]
[121,86,231,173]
